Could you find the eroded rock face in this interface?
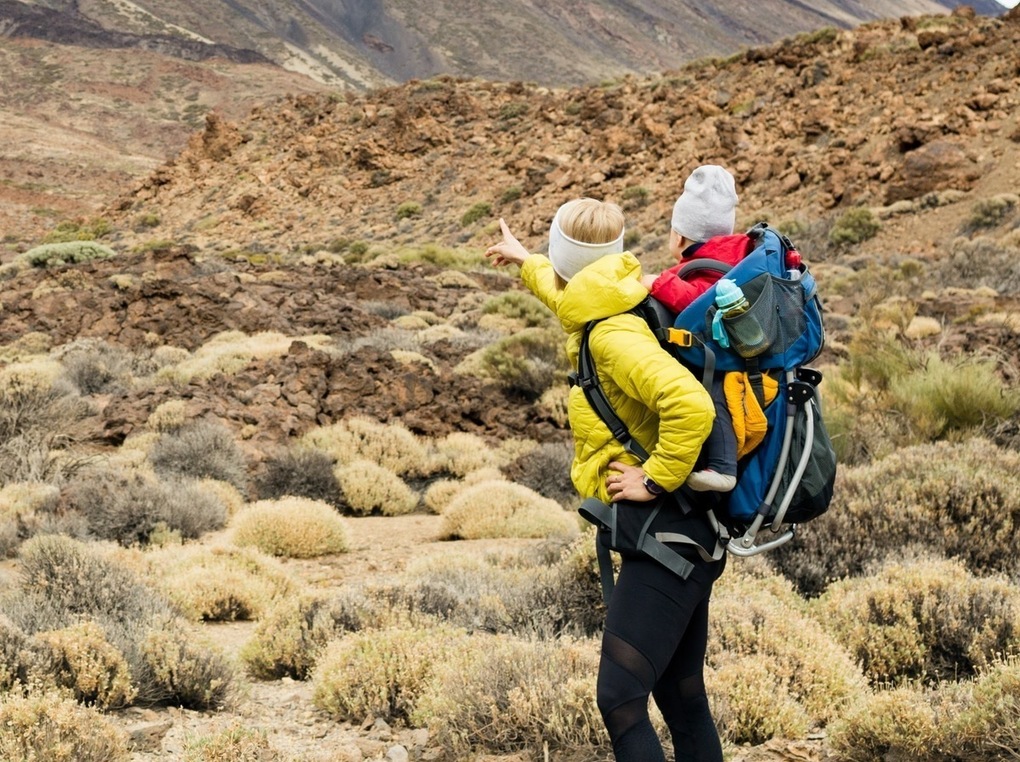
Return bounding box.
[884,140,982,203]
[3,246,563,459]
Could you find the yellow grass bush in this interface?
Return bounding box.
[142,627,233,709]
[0,614,36,692]
[707,561,868,744]
[182,722,281,762]
[300,416,432,477]
[335,459,419,516]
[422,467,505,513]
[440,480,580,540]
[198,478,246,517]
[312,626,468,723]
[0,481,59,557]
[32,621,136,709]
[147,399,189,433]
[231,497,349,558]
[240,590,378,680]
[813,557,1020,684]
[155,330,333,382]
[0,690,128,762]
[827,685,942,762]
[145,545,297,622]
[413,633,604,755]
[428,431,502,476]
[770,438,1020,596]
[945,657,1020,758]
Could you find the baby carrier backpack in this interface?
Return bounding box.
[574,223,835,594]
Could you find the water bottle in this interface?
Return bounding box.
[712,279,764,350]
[786,249,803,281]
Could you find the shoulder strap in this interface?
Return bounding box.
[573,320,651,462]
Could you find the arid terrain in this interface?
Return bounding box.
[1,5,1019,762]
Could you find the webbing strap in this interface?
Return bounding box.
[576,321,651,462]
[640,535,695,579]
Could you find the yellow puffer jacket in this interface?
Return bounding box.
[521,251,715,503]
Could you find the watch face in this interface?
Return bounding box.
[643,476,664,495]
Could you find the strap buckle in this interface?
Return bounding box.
[667,328,694,348]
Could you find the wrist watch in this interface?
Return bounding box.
[642,475,665,495]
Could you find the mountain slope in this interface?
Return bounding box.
[9,0,1010,87]
[104,11,1020,268]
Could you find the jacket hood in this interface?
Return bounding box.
[555,252,648,332]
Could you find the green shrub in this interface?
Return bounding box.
[394,243,487,269]
[829,207,880,246]
[413,633,603,755]
[41,218,112,244]
[18,241,116,267]
[254,446,341,507]
[395,201,423,219]
[477,327,565,399]
[814,558,1020,684]
[481,291,553,328]
[961,194,1017,235]
[149,420,249,494]
[499,186,522,204]
[461,202,492,227]
[0,691,128,762]
[770,439,1020,596]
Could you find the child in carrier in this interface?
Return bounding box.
[641,165,759,493]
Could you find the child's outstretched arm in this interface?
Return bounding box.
[485,218,530,267]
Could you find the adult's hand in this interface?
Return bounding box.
[485,218,530,267]
[606,460,657,502]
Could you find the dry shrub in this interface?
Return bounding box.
[0,614,36,692]
[945,657,1020,759]
[770,438,1020,596]
[32,620,136,709]
[198,478,246,517]
[300,416,432,478]
[480,291,553,329]
[183,722,281,762]
[147,399,189,433]
[255,446,341,507]
[814,557,1020,684]
[422,467,505,513]
[6,535,230,709]
[413,633,604,755]
[64,468,228,546]
[936,235,1020,295]
[502,440,577,507]
[0,369,92,484]
[142,627,233,709]
[827,686,942,762]
[335,459,418,516]
[440,480,580,540]
[538,384,570,427]
[146,545,297,622]
[312,626,468,723]
[0,690,128,762]
[0,481,60,557]
[391,537,603,637]
[57,339,134,395]
[428,431,502,476]
[156,330,333,382]
[707,560,868,744]
[240,590,376,680]
[231,497,349,558]
[148,420,249,494]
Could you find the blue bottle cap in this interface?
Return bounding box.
[714,279,744,310]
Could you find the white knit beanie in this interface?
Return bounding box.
[671,165,738,243]
[547,203,625,282]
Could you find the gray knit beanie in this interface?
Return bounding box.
[671,165,738,242]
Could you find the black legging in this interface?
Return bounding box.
[596,550,725,762]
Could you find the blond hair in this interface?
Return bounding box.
[556,198,625,245]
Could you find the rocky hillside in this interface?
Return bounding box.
[8,0,1010,89]
[105,9,1019,264]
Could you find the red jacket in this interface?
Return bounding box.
[649,234,753,314]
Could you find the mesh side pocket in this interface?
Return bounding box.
[723,276,778,358]
[770,278,809,354]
